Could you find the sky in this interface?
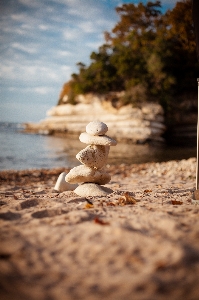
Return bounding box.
[0,0,178,123]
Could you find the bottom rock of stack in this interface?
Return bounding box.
[74,183,113,197]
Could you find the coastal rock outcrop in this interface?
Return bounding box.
[24,93,166,144]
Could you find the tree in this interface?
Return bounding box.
[60,0,198,117]
[162,0,197,94]
[71,45,121,95]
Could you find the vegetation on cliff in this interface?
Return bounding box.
[59,0,198,124]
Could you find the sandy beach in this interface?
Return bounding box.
[1,158,199,300]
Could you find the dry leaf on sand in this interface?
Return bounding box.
[118,192,137,205]
[144,189,152,193]
[171,200,183,205]
[84,203,94,209]
[94,217,110,226]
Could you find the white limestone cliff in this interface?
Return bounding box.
[25,94,166,144]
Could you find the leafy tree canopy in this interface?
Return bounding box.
[60,0,199,117]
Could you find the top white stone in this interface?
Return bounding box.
[86,121,108,136]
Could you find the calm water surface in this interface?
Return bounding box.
[0,122,197,171]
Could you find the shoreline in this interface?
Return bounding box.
[1,158,199,300]
[0,122,197,171]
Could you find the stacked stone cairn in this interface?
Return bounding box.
[54,121,117,197]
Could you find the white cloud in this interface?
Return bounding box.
[18,0,41,8]
[63,28,81,41]
[79,21,96,34]
[18,0,50,12]
[0,58,69,84]
[57,50,72,57]
[86,40,103,50]
[34,87,50,94]
[60,65,71,72]
[12,42,38,54]
[96,18,116,29]
[38,24,50,31]
[66,0,104,20]
[8,86,54,95]
[0,65,15,80]
[10,12,28,22]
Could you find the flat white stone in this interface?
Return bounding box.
[86,120,108,136]
[79,132,117,146]
[74,183,113,197]
[54,172,78,192]
[65,165,94,183]
[65,165,111,184]
[76,145,109,169]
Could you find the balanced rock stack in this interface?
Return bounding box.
[65,120,117,197]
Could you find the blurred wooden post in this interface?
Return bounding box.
[196,78,199,190]
[193,79,199,202]
[192,1,199,202]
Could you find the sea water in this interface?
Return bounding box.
[0,122,81,170]
[0,122,197,171]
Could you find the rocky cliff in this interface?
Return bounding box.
[25,94,166,144]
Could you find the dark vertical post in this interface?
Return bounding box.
[197,78,199,190]
[192,0,199,60]
[192,1,199,190]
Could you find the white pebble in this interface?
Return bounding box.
[86,120,108,136]
[54,172,78,192]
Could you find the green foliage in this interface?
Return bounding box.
[71,45,122,94]
[61,0,198,118]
